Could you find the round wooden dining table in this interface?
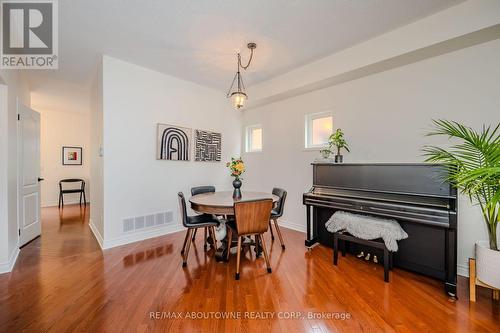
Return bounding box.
[189,191,279,216]
[189,191,279,261]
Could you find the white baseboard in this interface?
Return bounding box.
[99,224,184,250]
[42,200,90,208]
[0,247,20,274]
[279,220,306,233]
[457,263,469,277]
[89,218,104,249]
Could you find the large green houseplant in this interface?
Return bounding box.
[423,120,500,288]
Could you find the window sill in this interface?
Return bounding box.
[303,146,328,152]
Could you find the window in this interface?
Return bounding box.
[305,111,333,149]
[246,125,262,152]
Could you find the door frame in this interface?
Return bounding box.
[0,83,8,254]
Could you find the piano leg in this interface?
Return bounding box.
[333,233,339,265]
[304,205,318,248]
[445,225,458,298]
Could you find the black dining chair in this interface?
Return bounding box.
[59,179,86,208]
[178,192,219,267]
[269,188,287,250]
[191,186,216,196]
[184,186,216,253]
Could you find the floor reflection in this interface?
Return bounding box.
[123,244,173,267]
[58,204,87,228]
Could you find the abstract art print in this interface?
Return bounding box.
[62,146,83,165]
[194,129,222,162]
[157,124,191,161]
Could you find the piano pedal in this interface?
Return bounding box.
[365,253,371,261]
[356,251,365,258]
[373,255,378,264]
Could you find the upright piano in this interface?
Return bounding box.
[303,163,458,296]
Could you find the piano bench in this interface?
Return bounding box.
[333,232,393,282]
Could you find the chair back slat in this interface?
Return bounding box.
[234,199,273,236]
[272,188,287,217]
[60,178,84,183]
[191,186,216,196]
[59,179,85,190]
[177,192,189,227]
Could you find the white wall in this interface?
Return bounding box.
[97,56,241,248]
[39,109,91,207]
[242,39,500,277]
[0,70,31,273]
[89,58,104,245]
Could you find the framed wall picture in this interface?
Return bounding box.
[62,146,83,165]
[157,123,192,161]
[194,129,222,162]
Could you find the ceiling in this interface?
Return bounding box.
[26,0,465,113]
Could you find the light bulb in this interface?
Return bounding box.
[231,92,247,110]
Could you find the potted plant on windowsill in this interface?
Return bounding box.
[319,148,332,159]
[329,128,350,163]
[423,120,500,290]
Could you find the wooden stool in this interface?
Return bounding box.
[333,232,393,282]
[469,258,500,302]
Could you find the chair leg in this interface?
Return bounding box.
[182,229,193,267]
[79,191,82,206]
[269,221,275,240]
[61,193,64,208]
[235,237,242,280]
[254,235,261,257]
[58,192,62,208]
[210,226,217,250]
[181,229,190,255]
[273,218,286,250]
[192,228,197,241]
[259,234,272,273]
[83,190,87,206]
[203,227,208,251]
[226,227,233,262]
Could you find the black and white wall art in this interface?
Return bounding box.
[194,130,222,162]
[157,124,191,161]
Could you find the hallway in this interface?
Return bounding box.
[0,205,498,332]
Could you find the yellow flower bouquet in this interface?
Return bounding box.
[227,157,245,199]
[226,157,245,180]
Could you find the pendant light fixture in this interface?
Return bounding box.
[226,42,257,110]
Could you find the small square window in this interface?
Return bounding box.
[305,111,333,149]
[246,125,262,152]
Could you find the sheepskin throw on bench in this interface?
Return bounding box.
[325,211,408,251]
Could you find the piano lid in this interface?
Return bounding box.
[312,163,456,199]
[307,187,452,209]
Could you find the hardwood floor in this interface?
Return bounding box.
[1,205,498,332]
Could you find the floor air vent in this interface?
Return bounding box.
[123,218,135,232]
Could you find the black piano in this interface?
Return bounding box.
[303,163,458,296]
